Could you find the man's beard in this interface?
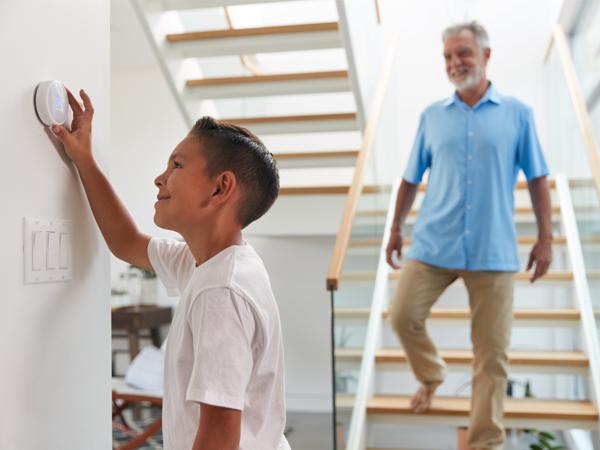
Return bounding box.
[450,66,483,90]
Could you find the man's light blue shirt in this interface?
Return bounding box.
[404,84,549,272]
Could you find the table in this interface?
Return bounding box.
[111,305,173,362]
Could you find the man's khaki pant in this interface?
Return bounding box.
[388,259,515,450]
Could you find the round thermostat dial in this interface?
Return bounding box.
[34,80,68,127]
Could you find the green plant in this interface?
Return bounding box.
[335,327,355,348]
[335,372,357,393]
[525,430,565,450]
[127,264,157,279]
[111,288,128,296]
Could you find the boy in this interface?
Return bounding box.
[51,89,290,450]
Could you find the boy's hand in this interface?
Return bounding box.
[51,89,94,165]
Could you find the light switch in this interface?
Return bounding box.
[46,231,58,269]
[24,217,72,284]
[32,231,44,271]
[59,232,71,269]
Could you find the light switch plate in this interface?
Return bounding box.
[24,217,73,284]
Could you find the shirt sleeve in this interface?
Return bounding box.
[147,237,193,297]
[403,112,431,184]
[185,288,256,410]
[517,107,549,180]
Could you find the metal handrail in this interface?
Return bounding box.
[344,178,398,450]
[555,174,600,436]
[326,32,400,291]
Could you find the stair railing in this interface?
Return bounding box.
[546,24,600,437]
[555,174,600,436]
[344,178,399,450]
[325,32,400,291]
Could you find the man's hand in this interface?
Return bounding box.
[527,238,552,283]
[386,231,403,270]
[51,88,94,165]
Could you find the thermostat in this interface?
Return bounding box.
[34,80,68,127]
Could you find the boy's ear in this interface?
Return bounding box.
[210,171,237,204]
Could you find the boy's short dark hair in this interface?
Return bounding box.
[189,116,279,228]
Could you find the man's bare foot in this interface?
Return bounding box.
[410,383,438,414]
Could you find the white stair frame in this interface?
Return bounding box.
[131,0,194,126]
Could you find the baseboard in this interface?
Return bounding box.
[286,393,333,412]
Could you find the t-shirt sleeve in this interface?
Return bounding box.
[185,288,256,410]
[517,107,549,180]
[147,237,193,297]
[403,112,431,184]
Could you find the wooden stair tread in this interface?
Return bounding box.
[341,270,591,282]
[356,206,561,217]
[367,395,598,421]
[187,70,348,87]
[336,348,588,367]
[349,236,568,247]
[274,150,359,160]
[224,112,356,125]
[280,184,384,196]
[334,307,582,321]
[167,22,339,43]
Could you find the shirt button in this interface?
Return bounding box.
[466,230,471,235]
[467,204,471,209]
[468,155,473,160]
[468,131,474,137]
[467,180,473,185]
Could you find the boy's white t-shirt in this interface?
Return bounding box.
[147,238,290,450]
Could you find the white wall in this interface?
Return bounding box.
[110,67,187,283]
[0,1,111,449]
[248,236,335,411]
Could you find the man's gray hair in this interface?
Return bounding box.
[442,21,490,50]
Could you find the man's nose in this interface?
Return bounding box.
[449,54,462,68]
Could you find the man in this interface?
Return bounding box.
[385,21,552,450]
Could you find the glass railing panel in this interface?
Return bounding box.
[546,37,600,427]
[545,46,592,179]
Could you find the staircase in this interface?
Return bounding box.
[130,0,366,206]
[330,175,600,449]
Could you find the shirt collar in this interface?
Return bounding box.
[443,82,502,108]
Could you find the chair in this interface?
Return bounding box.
[112,346,164,450]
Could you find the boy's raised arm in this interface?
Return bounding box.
[52,89,152,271]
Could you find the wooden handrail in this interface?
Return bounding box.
[326,33,401,291]
[223,6,261,76]
[546,25,600,199]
